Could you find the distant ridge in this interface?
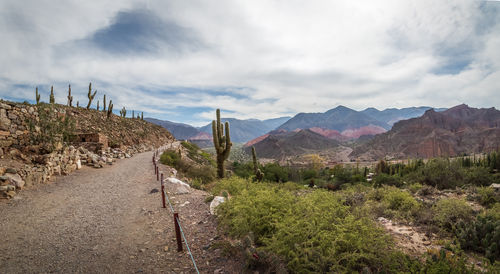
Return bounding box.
[350,105,500,160]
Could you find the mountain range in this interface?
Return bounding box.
[350,104,500,160]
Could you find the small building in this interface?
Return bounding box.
[74,133,108,152]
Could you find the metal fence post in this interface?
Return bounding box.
[161,173,166,208]
[174,213,183,252]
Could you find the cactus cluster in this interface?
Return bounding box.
[96,100,99,111]
[86,82,97,109]
[67,84,73,106]
[120,107,127,118]
[212,109,232,178]
[456,216,499,262]
[252,146,264,182]
[107,100,113,118]
[49,86,55,104]
[103,94,107,112]
[35,87,40,105]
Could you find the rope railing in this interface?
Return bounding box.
[153,149,200,274]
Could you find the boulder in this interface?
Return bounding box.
[5,173,24,189]
[76,159,82,170]
[5,168,17,174]
[175,185,190,195]
[0,185,16,192]
[165,177,191,188]
[210,196,226,215]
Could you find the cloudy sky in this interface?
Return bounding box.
[0,0,499,126]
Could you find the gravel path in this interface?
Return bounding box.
[0,151,242,273]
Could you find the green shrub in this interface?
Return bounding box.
[381,187,420,221]
[408,183,423,194]
[465,167,497,186]
[373,173,402,187]
[475,187,499,208]
[433,198,474,231]
[160,150,181,167]
[456,215,500,263]
[262,163,289,183]
[483,203,500,220]
[405,158,465,189]
[216,179,417,272]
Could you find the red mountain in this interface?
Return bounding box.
[350,104,500,160]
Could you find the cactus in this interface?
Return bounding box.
[67,84,73,106]
[49,86,55,104]
[35,87,40,105]
[141,112,143,120]
[212,109,232,178]
[86,82,97,109]
[96,100,99,111]
[107,100,113,118]
[252,146,264,182]
[103,94,106,112]
[76,101,79,107]
[132,110,134,119]
[120,107,126,117]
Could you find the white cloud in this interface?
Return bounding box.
[0,0,499,125]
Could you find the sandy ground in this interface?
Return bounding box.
[0,151,242,273]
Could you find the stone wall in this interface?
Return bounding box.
[0,100,172,199]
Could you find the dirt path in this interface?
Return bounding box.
[0,151,242,273]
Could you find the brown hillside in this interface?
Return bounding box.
[350,104,500,160]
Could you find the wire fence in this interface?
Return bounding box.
[153,148,200,274]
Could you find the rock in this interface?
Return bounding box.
[125,153,131,158]
[166,177,191,188]
[491,183,500,191]
[5,173,25,189]
[76,159,82,170]
[0,185,16,192]
[423,241,431,246]
[0,175,8,182]
[175,185,190,195]
[180,201,190,207]
[210,196,226,215]
[5,168,17,174]
[164,246,169,252]
[106,158,113,165]
[150,188,159,194]
[6,190,16,198]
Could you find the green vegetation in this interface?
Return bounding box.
[49,86,55,104]
[159,145,216,186]
[251,147,264,182]
[86,82,97,109]
[120,107,126,118]
[26,104,75,152]
[35,86,40,105]
[107,100,113,119]
[432,198,474,232]
[67,84,73,106]
[212,108,232,178]
[211,176,488,272]
[456,215,500,263]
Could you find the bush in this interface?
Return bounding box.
[412,159,465,189]
[456,215,500,263]
[381,187,420,221]
[475,187,499,208]
[408,183,423,194]
[262,163,289,183]
[465,167,497,186]
[432,198,474,232]
[160,150,181,166]
[216,179,417,272]
[373,173,402,187]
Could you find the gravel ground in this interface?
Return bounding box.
[0,151,243,274]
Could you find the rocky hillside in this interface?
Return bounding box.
[0,100,174,199]
[350,104,500,160]
[278,105,391,132]
[361,106,447,126]
[144,118,200,140]
[244,129,339,159]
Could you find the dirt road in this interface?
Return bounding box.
[0,151,240,273]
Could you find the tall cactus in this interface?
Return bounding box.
[76,101,79,107]
[212,109,232,178]
[141,112,143,120]
[35,87,40,105]
[107,100,113,118]
[103,94,106,112]
[120,107,127,118]
[49,86,55,104]
[86,82,97,109]
[252,146,264,182]
[67,84,73,106]
[96,100,100,111]
[132,110,135,119]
